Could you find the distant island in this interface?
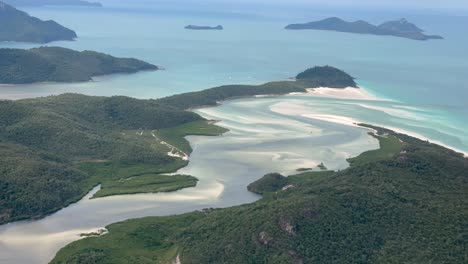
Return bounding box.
[0,1,77,43]
[285,17,443,41]
[4,0,102,7]
[0,47,158,84]
[185,25,224,30]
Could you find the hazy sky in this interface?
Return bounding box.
[101,0,468,14]
[230,0,467,8]
[182,0,468,10]
[106,0,468,8]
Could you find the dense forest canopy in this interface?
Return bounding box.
[52,126,468,264]
[0,47,158,84]
[0,66,355,224]
[0,1,77,43]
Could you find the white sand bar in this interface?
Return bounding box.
[305,87,379,100]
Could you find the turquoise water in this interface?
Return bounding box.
[0,2,466,152]
[0,96,379,264]
[1,3,468,263]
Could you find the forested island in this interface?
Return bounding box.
[0,1,77,43]
[286,17,443,41]
[51,125,467,264]
[0,47,158,84]
[4,0,102,7]
[0,66,356,224]
[185,25,224,30]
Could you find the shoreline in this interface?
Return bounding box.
[300,112,468,158]
[304,86,380,100]
[2,85,465,263]
[278,86,467,158]
[372,125,468,158]
[191,85,466,158]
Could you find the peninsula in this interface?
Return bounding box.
[0,1,77,43]
[0,66,465,263]
[0,66,355,225]
[185,25,224,30]
[0,47,158,84]
[285,17,443,41]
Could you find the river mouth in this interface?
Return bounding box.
[0,93,381,264]
[2,87,468,264]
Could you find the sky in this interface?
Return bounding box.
[230,0,468,11]
[99,0,468,16]
[104,0,468,9]
[207,0,468,8]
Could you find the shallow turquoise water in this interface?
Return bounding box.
[0,95,380,264]
[0,3,467,263]
[0,2,466,152]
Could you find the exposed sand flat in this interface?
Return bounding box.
[302,114,360,127]
[305,87,379,100]
[271,95,467,157]
[2,90,466,264]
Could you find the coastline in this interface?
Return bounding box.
[190,84,467,158]
[278,86,468,157]
[49,100,468,263]
[2,85,466,263]
[321,113,467,157]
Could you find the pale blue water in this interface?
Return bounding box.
[0,2,467,263]
[0,94,380,264]
[0,1,466,153]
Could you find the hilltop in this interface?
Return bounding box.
[295,66,357,87]
[286,17,443,41]
[0,1,77,43]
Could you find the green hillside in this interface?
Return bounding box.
[158,66,355,110]
[0,47,158,84]
[0,66,358,224]
[296,66,357,87]
[0,94,206,224]
[0,1,77,43]
[52,126,468,264]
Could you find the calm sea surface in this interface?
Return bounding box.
[0,1,467,263]
[0,1,466,151]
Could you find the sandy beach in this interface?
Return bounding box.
[278,87,468,157]
[304,87,379,100]
[302,113,468,158]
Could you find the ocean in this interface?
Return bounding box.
[1,2,468,263]
[1,1,466,152]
